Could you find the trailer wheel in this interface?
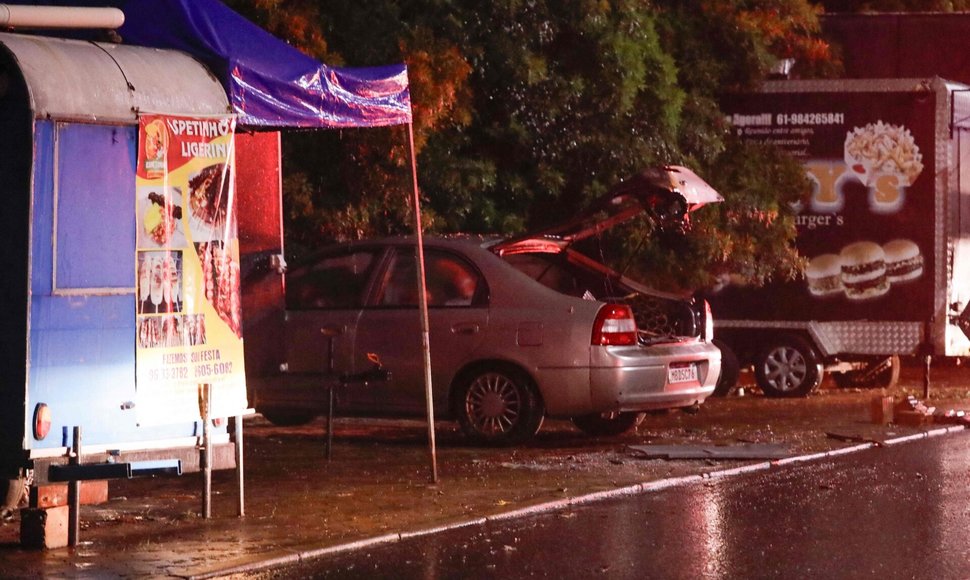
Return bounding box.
[754,336,823,398]
[711,338,740,397]
[833,355,901,390]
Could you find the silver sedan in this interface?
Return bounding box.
[250,235,721,444]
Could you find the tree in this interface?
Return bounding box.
[228,0,836,289]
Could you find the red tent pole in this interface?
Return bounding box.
[408,121,439,483]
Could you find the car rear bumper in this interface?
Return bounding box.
[537,339,721,417]
[593,339,720,411]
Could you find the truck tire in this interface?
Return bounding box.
[711,338,740,397]
[754,335,823,398]
[832,355,901,389]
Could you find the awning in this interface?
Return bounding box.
[0,31,229,123]
[1,0,412,129]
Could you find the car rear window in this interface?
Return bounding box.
[503,253,621,299]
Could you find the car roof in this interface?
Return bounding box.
[295,236,605,313]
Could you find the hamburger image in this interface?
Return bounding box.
[840,241,889,301]
[805,253,844,297]
[883,239,923,283]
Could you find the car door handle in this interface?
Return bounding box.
[451,322,480,335]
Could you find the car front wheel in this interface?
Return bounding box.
[572,411,645,437]
[455,366,544,445]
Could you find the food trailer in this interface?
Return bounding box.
[0,30,254,546]
[706,78,970,397]
[0,0,413,547]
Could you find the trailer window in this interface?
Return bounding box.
[54,123,137,293]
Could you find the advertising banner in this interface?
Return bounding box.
[135,114,247,425]
[712,90,936,322]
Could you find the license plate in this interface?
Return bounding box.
[667,363,698,384]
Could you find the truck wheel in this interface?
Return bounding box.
[711,338,740,397]
[572,411,645,436]
[754,336,823,398]
[833,355,901,389]
[455,366,545,445]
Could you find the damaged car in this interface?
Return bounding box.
[248,166,724,444]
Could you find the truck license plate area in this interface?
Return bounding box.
[667,362,698,385]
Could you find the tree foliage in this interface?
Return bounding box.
[821,0,970,11]
[228,0,837,289]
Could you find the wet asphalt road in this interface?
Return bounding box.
[250,431,970,579]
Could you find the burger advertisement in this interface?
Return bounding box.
[134,113,247,426]
[715,90,935,321]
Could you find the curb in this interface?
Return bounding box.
[190,425,965,579]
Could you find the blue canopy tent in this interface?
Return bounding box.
[1,0,439,480]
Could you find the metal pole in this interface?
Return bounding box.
[68,426,81,547]
[234,415,244,517]
[326,333,335,462]
[202,384,213,519]
[923,354,932,399]
[407,121,438,483]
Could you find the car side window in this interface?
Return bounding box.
[286,249,377,310]
[377,249,481,307]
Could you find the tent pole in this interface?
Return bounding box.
[408,121,439,483]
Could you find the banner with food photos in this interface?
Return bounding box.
[135,114,248,425]
[709,89,936,322]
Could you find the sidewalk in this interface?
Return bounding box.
[1,365,968,578]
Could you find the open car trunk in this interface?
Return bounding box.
[490,166,722,342]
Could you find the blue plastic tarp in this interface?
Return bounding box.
[5,0,412,128]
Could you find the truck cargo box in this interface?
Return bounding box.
[706,78,970,396]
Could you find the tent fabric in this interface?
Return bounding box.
[2,0,412,128]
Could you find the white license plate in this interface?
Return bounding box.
[667,363,698,384]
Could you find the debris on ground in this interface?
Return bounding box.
[825,431,889,445]
[889,395,970,427]
[628,443,791,460]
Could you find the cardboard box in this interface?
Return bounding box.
[870,395,894,425]
[20,505,68,549]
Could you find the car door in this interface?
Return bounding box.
[351,245,489,414]
[282,246,382,401]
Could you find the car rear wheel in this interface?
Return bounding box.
[572,411,645,437]
[754,336,823,398]
[456,367,544,445]
[711,338,740,397]
[259,410,318,426]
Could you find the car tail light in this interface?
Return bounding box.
[592,304,638,346]
[703,299,714,342]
